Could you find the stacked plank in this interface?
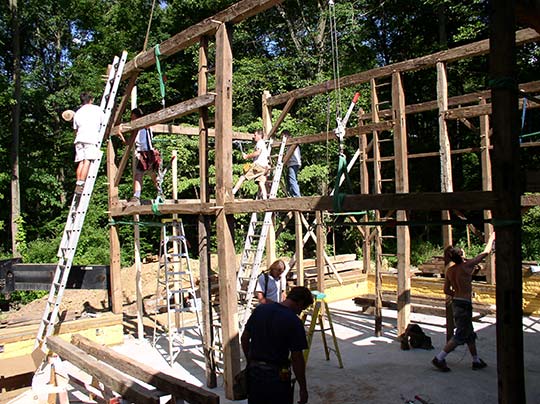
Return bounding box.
[44,334,219,404]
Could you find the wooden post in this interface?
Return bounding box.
[437,62,453,247]
[134,215,144,340]
[197,36,217,388]
[437,62,455,341]
[479,97,495,284]
[370,78,384,336]
[107,141,122,313]
[214,22,240,399]
[295,211,304,286]
[262,90,276,267]
[489,2,525,402]
[392,72,411,336]
[359,114,371,279]
[316,211,325,292]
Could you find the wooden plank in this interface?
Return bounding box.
[122,0,284,79]
[71,335,219,404]
[490,3,526,402]
[267,29,539,106]
[214,23,240,400]
[46,337,164,404]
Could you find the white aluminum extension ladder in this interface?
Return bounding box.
[153,218,202,366]
[35,51,128,351]
[237,136,288,331]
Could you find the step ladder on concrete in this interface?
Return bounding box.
[236,135,288,331]
[35,51,128,351]
[302,291,343,368]
[153,218,203,366]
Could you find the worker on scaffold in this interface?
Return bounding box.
[233,130,269,199]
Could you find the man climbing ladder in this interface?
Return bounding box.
[35,51,127,351]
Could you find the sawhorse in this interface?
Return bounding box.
[303,291,343,368]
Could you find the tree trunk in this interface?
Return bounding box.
[10,0,22,258]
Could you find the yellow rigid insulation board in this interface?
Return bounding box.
[0,313,123,360]
[367,273,540,315]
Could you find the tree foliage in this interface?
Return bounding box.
[0,0,539,265]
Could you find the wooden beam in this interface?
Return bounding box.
[150,123,252,140]
[111,200,216,217]
[106,141,122,313]
[265,97,296,139]
[271,122,393,148]
[214,23,240,400]
[71,335,219,404]
[197,36,217,389]
[479,97,495,284]
[113,94,216,187]
[490,2,526,402]
[122,0,284,79]
[222,192,499,214]
[108,192,539,218]
[46,337,164,404]
[392,72,411,336]
[437,62,454,250]
[358,80,540,120]
[267,29,539,106]
[316,211,325,292]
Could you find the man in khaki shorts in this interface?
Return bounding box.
[72,92,104,194]
[233,130,269,199]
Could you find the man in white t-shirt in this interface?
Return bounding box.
[232,130,269,199]
[255,259,287,304]
[72,92,104,194]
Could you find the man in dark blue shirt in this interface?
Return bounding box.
[241,286,313,404]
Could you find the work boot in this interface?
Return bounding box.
[127,196,140,206]
[75,183,84,195]
[472,359,487,370]
[432,357,451,372]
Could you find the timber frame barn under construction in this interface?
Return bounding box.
[102,0,537,401]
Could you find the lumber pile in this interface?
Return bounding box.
[418,256,487,277]
[39,334,219,404]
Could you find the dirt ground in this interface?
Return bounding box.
[1,257,204,326]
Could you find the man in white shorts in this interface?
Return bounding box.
[232,130,269,199]
[73,92,104,194]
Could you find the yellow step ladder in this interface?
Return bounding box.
[303,291,343,368]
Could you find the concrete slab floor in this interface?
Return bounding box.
[112,299,540,404]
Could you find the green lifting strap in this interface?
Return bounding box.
[152,195,165,215]
[333,154,353,212]
[154,44,166,107]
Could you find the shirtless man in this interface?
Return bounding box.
[432,233,495,372]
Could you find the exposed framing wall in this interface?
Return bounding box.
[102,0,538,400]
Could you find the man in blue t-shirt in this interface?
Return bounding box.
[241,286,314,404]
